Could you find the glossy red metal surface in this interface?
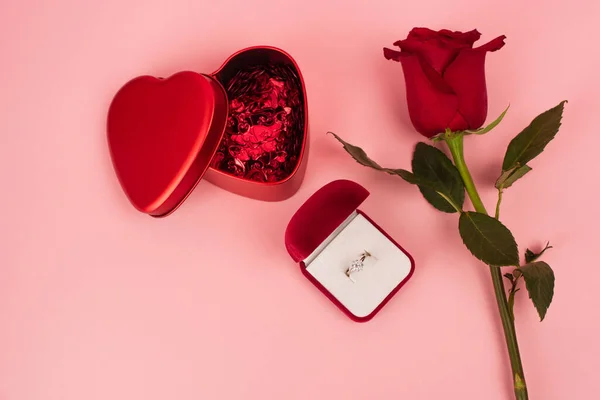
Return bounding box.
[107,71,228,216]
[107,46,308,216]
[206,46,309,201]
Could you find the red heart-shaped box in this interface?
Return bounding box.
[107,46,309,217]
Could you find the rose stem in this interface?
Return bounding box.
[445,133,528,400]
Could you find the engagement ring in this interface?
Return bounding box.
[346,251,371,282]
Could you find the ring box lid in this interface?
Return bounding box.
[285,180,369,263]
[107,71,228,217]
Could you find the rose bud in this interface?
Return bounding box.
[384,28,505,137]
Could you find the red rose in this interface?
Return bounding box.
[384,28,505,137]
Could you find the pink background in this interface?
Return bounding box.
[1,0,599,399]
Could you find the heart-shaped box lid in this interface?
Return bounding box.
[285,180,370,263]
[107,71,228,217]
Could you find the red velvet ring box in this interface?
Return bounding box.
[285,180,415,322]
[107,46,308,217]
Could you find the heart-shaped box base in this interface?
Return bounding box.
[205,47,309,202]
[107,46,308,217]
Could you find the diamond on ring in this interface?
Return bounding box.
[346,251,371,281]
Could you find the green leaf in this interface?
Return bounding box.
[525,242,553,263]
[385,169,422,184]
[501,101,567,172]
[329,132,417,181]
[518,261,555,320]
[466,105,509,135]
[329,132,386,170]
[411,143,465,213]
[417,186,457,213]
[458,211,520,266]
[495,164,533,189]
[504,273,514,283]
[513,269,522,279]
[330,133,463,212]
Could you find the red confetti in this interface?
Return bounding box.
[212,64,304,182]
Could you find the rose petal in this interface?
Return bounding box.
[404,28,481,46]
[404,27,438,40]
[392,28,482,73]
[474,35,506,52]
[384,47,403,61]
[437,29,481,46]
[418,58,455,94]
[443,35,506,129]
[397,52,461,136]
[395,39,458,73]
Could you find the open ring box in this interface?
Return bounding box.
[285,180,415,322]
